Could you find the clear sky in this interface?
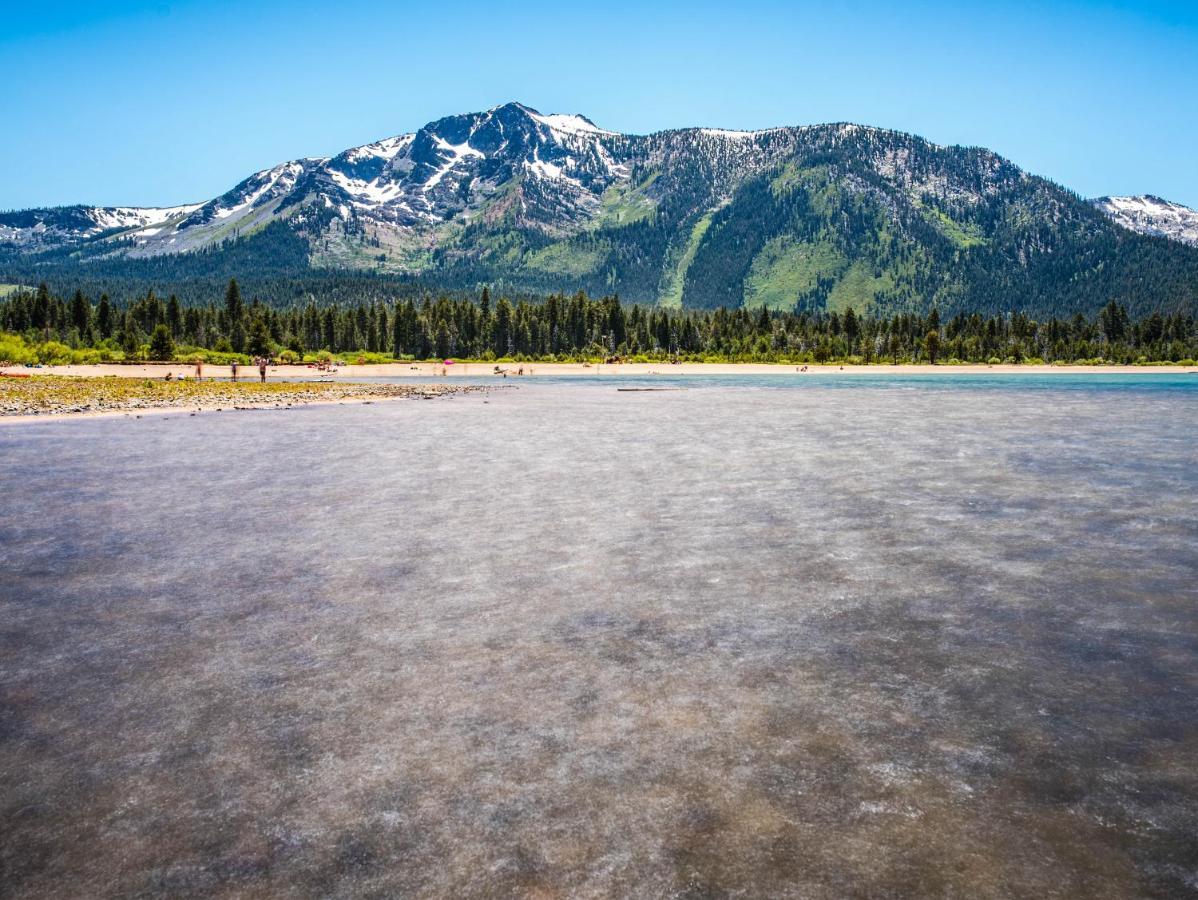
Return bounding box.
[2,0,1196,210]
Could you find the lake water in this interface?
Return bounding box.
[2,376,1196,897]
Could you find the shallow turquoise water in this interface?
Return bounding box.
[349,369,1198,394]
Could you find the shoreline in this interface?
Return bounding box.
[5,361,1196,381]
[0,395,448,426]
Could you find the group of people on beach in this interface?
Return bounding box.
[229,357,271,383]
[172,357,271,383]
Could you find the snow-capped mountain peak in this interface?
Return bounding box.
[307,102,625,227]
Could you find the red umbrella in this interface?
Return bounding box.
[443,359,455,365]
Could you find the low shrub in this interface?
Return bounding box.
[71,348,105,364]
[352,352,396,365]
[174,347,250,365]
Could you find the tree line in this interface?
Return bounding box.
[2,279,1196,365]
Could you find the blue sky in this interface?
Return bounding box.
[2,0,1196,209]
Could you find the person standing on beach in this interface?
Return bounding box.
[258,358,268,383]
[195,359,203,381]
[230,360,238,382]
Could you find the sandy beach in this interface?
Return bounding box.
[5,360,1195,380]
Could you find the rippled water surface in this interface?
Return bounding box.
[2,377,1197,897]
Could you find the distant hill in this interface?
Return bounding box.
[3,101,1197,316]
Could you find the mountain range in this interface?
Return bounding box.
[3,101,1197,316]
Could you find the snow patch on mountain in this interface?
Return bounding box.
[699,128,759,141]
[345,134,413,162]
[0,203,203,249]
[93,204,202,231]
[529,111,615,136]
[526,155,565,180]
[1091,195,1198,246]
[424,138,484,191]
[328,170,404,206]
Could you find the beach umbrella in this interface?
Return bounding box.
[443,359,455,365]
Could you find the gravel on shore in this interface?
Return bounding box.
[0,376,484,417]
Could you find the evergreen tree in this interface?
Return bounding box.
[69,289,90,335]
[843,307,860,354]
[322,308,337,351]
[1100,300,1129,344]
[96,294,113,339]
[119,313,144,357]
[148,324,175,360]
[167,295,183,337]
[926,330,941,364]
[246,318,272,357]
[392,302,411,356]
[33,283,52,334]
[434,320,451,359]
[230,321,247,354]
[494,298,514,357]
[225,279,243,323]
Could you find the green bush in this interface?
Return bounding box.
[174,346,250,365]
[0,332,36,365]
[71,348,105,364]
[36,341,74,365]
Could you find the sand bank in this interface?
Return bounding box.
[0,377,484,423]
